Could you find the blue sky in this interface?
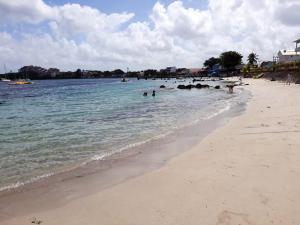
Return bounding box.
[46,0,208,21]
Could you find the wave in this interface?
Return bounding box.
[0,172,54,192]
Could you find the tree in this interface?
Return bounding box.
[75,69,82,78]
[219,51,243,70]
[204,57,220,69]
[247,52,258,66]
[113,69,125,75]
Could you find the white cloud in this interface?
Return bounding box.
[0,0,300,73]
[0,0,55,24]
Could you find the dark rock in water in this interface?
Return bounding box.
[185,84,195,89]
[178,84,210,90]
[0,102,3,105]
[195,83,202,89]
[160,85,166,88]
[177,85,186,89]
[177,84,194,89]
[195,83,209,89]
[152,90,156,96]
[271,77,276,81]
[215,85,221,89]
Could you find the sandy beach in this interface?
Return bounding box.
[1,79,300,225]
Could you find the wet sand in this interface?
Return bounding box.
[1,79,300,225]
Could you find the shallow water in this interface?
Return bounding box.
[0,78,247,190]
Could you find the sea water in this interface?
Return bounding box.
[0,78,248,191]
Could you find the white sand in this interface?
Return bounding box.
[2,79,300,225]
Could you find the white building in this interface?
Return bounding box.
[278,38,300,63]
[278,50,300,63]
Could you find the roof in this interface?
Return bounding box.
[294,39,300,44]
[189,68,206,73]
[278,50,300,56]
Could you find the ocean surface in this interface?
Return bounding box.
[0,78,248,191]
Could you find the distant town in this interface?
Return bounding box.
[1,39,300,81]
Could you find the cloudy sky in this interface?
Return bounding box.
[0,0,300,73]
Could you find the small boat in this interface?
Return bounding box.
[1,78,11,82]
[8,80,32,85]
[1,64,11,82]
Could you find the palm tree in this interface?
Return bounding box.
[248,53,258,66]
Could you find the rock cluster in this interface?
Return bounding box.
[177,84,210,90]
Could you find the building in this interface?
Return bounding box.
[260,61,274,69]
[47,68,60,78]
[209,64,222,76]
[278,50,300,63]
[176,68,190,76]
[165,67,177,74]
[278,38,300,63]
[189,68,207,76]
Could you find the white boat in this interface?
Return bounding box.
[1,78,11,82]
[1,64,11,82]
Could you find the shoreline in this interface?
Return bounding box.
[2,78,300,225]
[0,82,248,222]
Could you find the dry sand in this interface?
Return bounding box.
[2,79,300,225]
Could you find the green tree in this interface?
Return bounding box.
[204,57,220,69]
[247,52,258,65]
[219,51,243,70]
[113,69,125,75]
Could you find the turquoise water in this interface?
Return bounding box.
[0,78,245,190]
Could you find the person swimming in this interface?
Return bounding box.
[152,90,156,97]
[143,92,148,96]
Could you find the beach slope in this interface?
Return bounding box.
[2,79,300,225]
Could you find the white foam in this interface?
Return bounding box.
[88,100,233,163]
[204,101,231,120]
[89,131,174,162]
[0,172,54,192]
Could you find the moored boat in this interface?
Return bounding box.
[8,80,33,85]
[0,78,11,82]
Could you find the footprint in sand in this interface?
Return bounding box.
[216,210,254,225]
[260,123,269,127]
[258,193,269,205]
[30,217,42,224]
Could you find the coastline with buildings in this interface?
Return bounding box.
[2,39,300,82]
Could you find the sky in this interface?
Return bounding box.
[0,0,300,72]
